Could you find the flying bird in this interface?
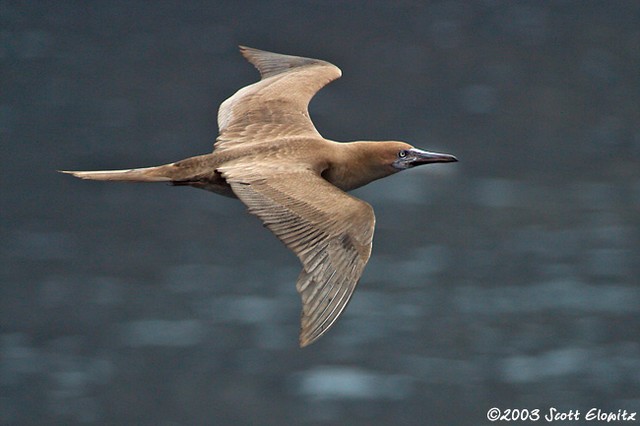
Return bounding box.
[61,46,457,347]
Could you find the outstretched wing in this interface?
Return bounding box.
[215,46,342,151]
[219,163,375,347]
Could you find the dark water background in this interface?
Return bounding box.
[2,1,639,425]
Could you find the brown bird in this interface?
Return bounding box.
[61,46,457,347]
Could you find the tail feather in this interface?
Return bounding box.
[59,165,173,182]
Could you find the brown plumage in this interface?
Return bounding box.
[60,46,457,347]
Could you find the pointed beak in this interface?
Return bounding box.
[408,148,458,165]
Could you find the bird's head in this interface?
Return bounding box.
[330,141,458,192]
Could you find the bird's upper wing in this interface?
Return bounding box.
[215,46,342,151]
[219,163,375,347]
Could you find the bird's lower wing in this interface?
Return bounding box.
[219,164,375,347]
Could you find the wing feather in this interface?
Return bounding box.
[219,165,375,347]
[215,47,342,151]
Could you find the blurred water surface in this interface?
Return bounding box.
[1,1,639,425]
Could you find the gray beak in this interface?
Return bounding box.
[407,148,458,166]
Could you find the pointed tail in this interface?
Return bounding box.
[59,165,174,182]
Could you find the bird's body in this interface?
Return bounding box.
[61,46,457,347]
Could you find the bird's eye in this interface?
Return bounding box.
[398,150,408,158]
